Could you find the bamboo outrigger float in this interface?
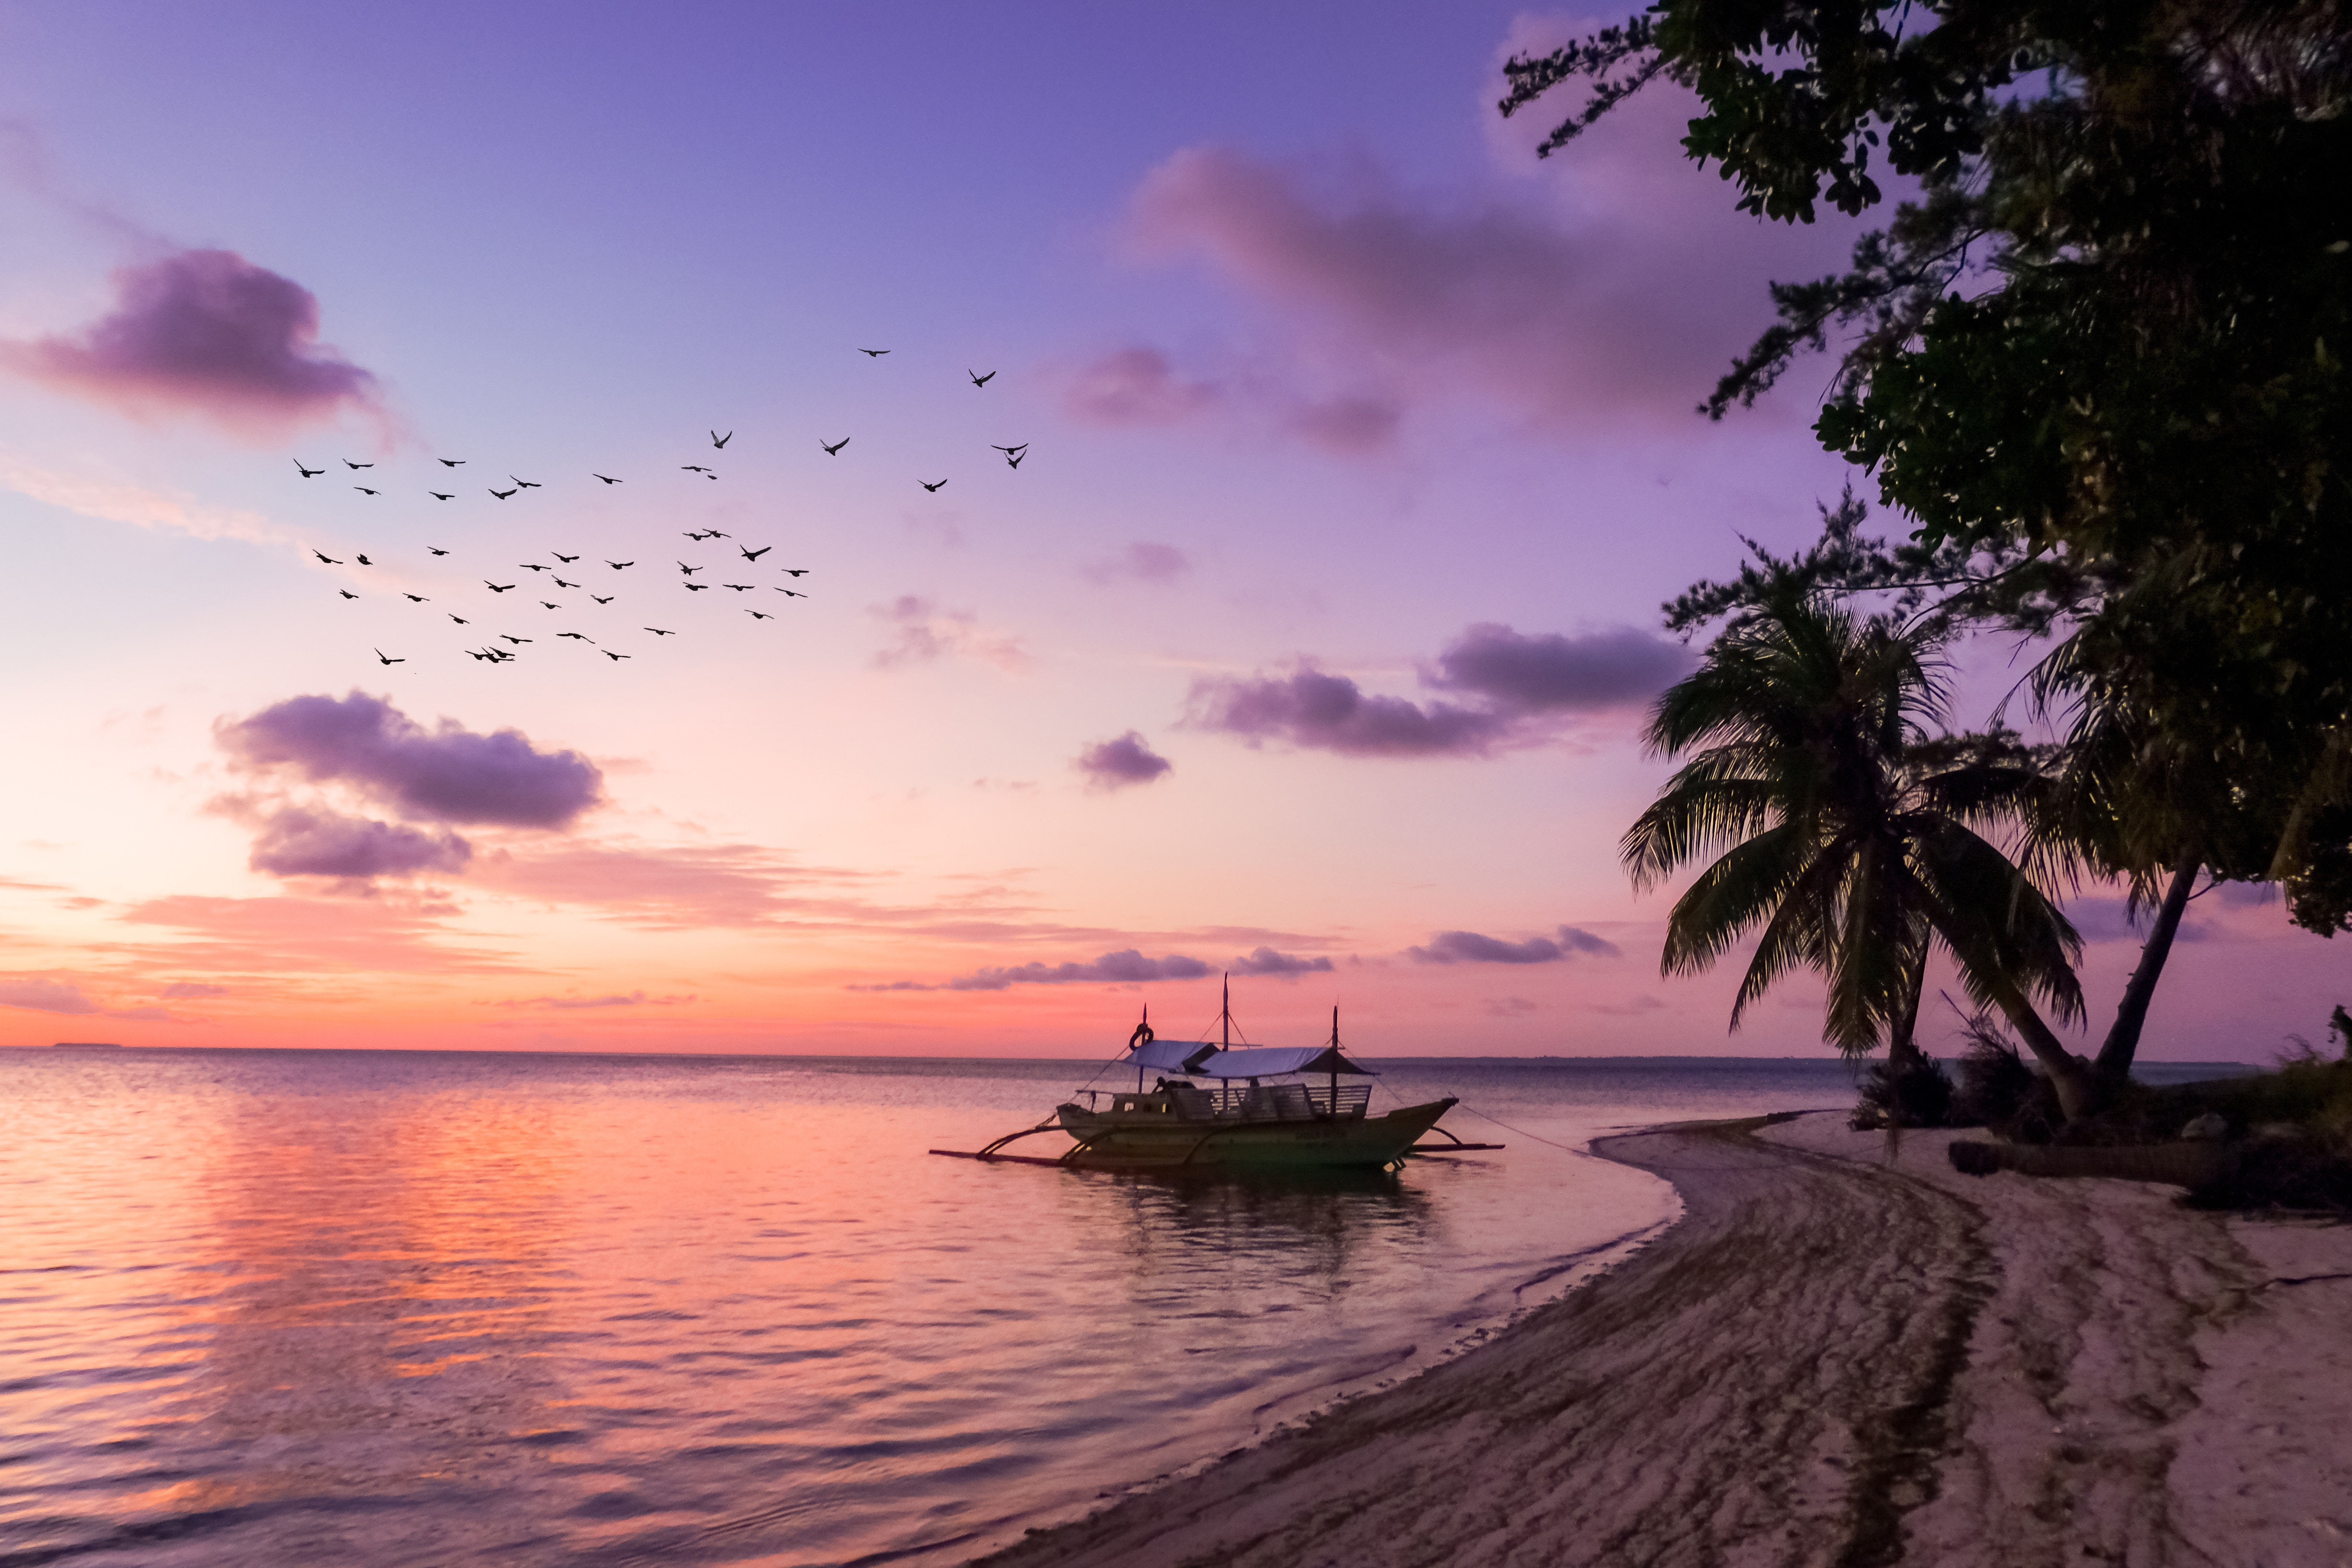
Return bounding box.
[933,982,1497,1173]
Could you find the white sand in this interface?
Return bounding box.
[974,1113,2352,1568]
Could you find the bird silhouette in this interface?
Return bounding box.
[991,443,1029,456]
[449,614,470,625]
[355,554,374,565]
[747,609,774,620]
[682,465,712,474]
[539,600,560,610]
[703,529,733,539]
[403,593,428,603]
[593,473,622,484]
[678,563,704,575]
[558,632,594,643]
[591,594,613,604]
[294,459,323,478]
[354,486,380,495]
[684,582,711,592]
[374,649,404,664]
[344,459,374,470]
[919,479,946,492]
[439,458,465,467]
[783,568,811,576]
[858,348,890,356]
[723,583,754,591]
[821,437,850,455]
[312,549,342,564]
[711,430,733,449]
[739,545,772,562]
[1004,450,1026,469]
[645,627,675,636]
[511,476,542,489]
[501,635,532,645]
[522,564,551,573]
[339,589,358,600]
[602,649,631,661]
[429,491,454,501]
[466,649,493,662]
[428,547,450,556]
[486,582,517,592]
[490,488,516,500]
[607,560,635,569]
[778,588,808,598]
[969,369,996,388]
[553,577,579,588]
[553,553,579,563]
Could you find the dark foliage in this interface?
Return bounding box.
[1950,1014,2039,1129]
[1851,1053,1958,1129]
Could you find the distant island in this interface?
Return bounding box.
[51,1041,124,1049]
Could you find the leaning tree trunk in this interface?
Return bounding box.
[1885,945,1929,1068]
[2091,847,2201,1083]
[1973,974,2104,1121]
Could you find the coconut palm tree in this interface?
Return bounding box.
[1623,586,2100,1113]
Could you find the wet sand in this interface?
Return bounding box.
[975,1112,2352,1568]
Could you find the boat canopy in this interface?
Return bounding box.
[1127,1037,1379,1079]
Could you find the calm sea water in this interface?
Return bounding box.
[0,1047,2226,1568]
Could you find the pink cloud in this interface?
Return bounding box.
[1424,624,1694,712]
[868,596,1028,673]
[0,974,99,1014]
[1075,731,1173,791]
[1187,665,1513,758]
[109,895,531,977]
[2,248,384,439]
[247,806,471,880]
[1062,346,1222,426]
[492,990,697,1010]
[1409,926,1620,964]
[1080,541,1190,586]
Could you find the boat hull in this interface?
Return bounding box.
[1054,1097,1458,1170]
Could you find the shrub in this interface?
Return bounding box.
[1851,1053,1955,1130]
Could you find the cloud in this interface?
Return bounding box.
[868,596,1028,673]
[1062,346,1223,426]
[0,975,99,1014]
[247,806,471,879]
[493,991,696,1010]
[1081,541,1190,585]
[2066,898,2212,944]
[1408,925,1621,965]
[1186,665,1515,758]
[110,894,531,976]
[1076,731,1174,791]
[1229,945,1335,979]
[1425,624,1692,713]
[1484,995,1541,1016]
[159,981,229,999]
[1,248,384,439]
[218,691,601,829]
[467,842,858,930]
[851,948,1215,992]
[0,452,292,545]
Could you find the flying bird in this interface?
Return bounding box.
[593,473,622,484]
[606,560,635,569]
[553,553,579,563]
[449,614,470,625]
[403,593,428,603]
[601,649,631,661]
[682,465,712,474]
[428,546,450,556]
[501,635,532,646]
[1004,450,1026,469]
[919,479,946,492]
[778,588,808,598]
[354,486,380,495]
[684,582,711,591]
[522,563,551,573]
[339,589,358,600]
[991,443,1029,456]
[466,649,493,662]
[373,649,405,665]
[820,437,849,455]
[557,632,594,643]
[311,549,342,564]
[738,545,771,562]
[711,430,732,449]
[591,594,613,604]
[429,491,454,501]
[645,627,674,636]
[968,369,995,388]
[355,554,374,565]
[747,609,773,620]
[343,460,374,470]
[703,529,733,539]
[858,348,890,356]
[539,600,560,610]
[485,581,517,592]
[490,488,516,500]
[783,569,811,576]
[511,476,542,489]
[294,460,323,478]
[723,583,754,591]
[439,458,465,467]
[678,562,703,575]
[553,577,578,588]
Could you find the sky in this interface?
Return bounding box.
[0,2,2337,1061]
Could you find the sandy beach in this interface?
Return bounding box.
[977,1112,2352,1568]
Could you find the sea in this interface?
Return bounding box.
[0,1047,2249,1568]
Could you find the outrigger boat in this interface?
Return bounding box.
[935,984,1496,1173]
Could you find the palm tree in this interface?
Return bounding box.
[1622,586,2101,1114]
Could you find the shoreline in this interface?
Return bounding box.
[973,1112,2352,1567]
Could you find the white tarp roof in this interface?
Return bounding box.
[1126,1038,1377,1079]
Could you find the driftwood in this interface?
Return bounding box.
[1948,1139,2237,1187]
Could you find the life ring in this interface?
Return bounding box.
[1128,1020,1155,1050]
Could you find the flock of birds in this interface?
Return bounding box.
[301,353,1026,669]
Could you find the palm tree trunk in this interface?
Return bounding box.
[1973,973,2102,1120]
[2091,848,2201,1083]
[1886,945,1928,1067]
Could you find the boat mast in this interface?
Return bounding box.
[1329,1004,1339,1116]
[1221,973,1230,1049]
